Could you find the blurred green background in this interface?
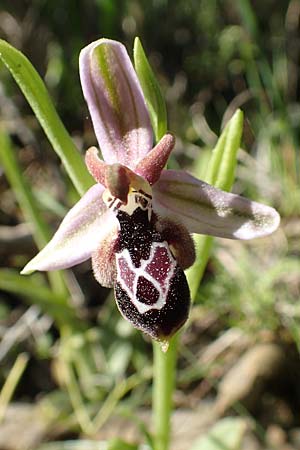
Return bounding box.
[0,1,299,449]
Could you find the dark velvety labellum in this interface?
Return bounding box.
[136,276,160,305]
[114,206,191,340]
[117,208,158,266]
[115,266,190,340]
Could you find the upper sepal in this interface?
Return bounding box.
[153,170,280,240]
[21,184,118,274]
[79,39,153,169]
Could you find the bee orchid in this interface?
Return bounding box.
[22,39,280,343]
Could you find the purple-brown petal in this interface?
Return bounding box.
[135,132,175,184]
[85,146,107,185]
[153,170,280,240]
[104,164,131,203]
[79,39,153,168]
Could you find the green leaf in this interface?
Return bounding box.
[189,417,247,450]
[0,39,93,195]
[0,131,51,249]
[205,109,244,191]
[133,37,167,142]
[107,438,139,450]
[0,130,66,295]
[186,109,244,299]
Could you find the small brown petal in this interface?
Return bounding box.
[85,147,107,185]
[104,164,131,203]
[135,132,175,185]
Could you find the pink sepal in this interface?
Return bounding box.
[153,170,280,240]
[21,184,118,274]
[79,39,153,169]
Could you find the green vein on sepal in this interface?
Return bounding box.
[94,44,121,117]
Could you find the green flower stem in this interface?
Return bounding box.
[0,39,93,196]
[152,336,178,450]
[152,110,244,450]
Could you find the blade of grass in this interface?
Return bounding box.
[92,368,151,431]
[0,39,93,195]
[56,356,95,435]
[133,37,167,142]
[236,0,259,39]
[0,269,80,328]
[187,109,244,295]
[0,131,51,249]
[0,130,67,295]
[0,133,84,330]
[0,353,29,423]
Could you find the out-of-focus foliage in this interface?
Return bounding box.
[0,1,299,449]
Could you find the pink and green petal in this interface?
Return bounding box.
[135,132,175,185]
[21,184,118,274]
[153,170,280,240]
[80,39,153,168]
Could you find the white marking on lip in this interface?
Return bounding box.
[116,242,177,314]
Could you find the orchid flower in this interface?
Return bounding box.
[21,39,280,344]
